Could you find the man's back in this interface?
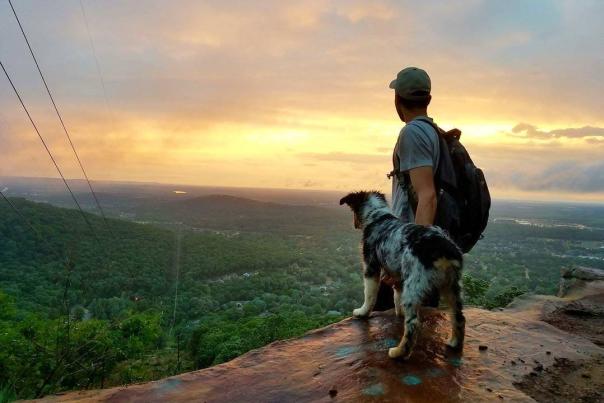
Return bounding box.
[391,116,440,222]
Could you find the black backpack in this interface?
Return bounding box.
[413,118,491,253]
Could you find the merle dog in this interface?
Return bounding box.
[340,191,464,359]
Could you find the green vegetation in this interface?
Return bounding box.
[0,198,356,399]
[1,196,602,400]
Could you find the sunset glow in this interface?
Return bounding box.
[0,1,602,201]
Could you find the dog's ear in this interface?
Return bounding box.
[339,193,353,206]
[339,191,367,209]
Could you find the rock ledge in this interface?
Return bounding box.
[37,268,604,402]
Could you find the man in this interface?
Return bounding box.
[377,67,440,309]
[389,67,438,226]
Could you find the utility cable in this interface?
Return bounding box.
[8,0,114,237]
[0,59,100,243]
[78,0,115,125]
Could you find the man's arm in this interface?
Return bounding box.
[409,166,437,226]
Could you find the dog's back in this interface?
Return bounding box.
[365,218,462,282]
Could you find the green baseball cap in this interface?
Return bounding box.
[389,67,431,100]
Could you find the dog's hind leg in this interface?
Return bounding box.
[442,279,465,350]
[353,264,380,318]
[389,264,431,359]
[389,292,420,359]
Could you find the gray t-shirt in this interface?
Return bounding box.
[391,116,440,222]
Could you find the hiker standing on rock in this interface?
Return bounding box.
[383,67,441,307]
[388,67,439,226]
[383,66,490,307]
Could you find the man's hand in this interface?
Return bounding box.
[409,166,437,226]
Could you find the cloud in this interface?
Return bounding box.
[0,1,603,200]
[483,157,604,194]
[335,1,395,23]
[301,179,320,188]
[510,124,604,140]
[299,152,387,164]
[521,161,604,193]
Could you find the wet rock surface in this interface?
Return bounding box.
[36,267,604,403]
[37,307,602,402]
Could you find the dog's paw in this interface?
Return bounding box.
[388,347,402,358]
[352,308,369,318]
[389,345,412,360]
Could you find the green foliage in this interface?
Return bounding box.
[483,286,525,310]
[463,274,525,309]
[1,196,602,399]
[0,384,16,403]
[0,311,167,399]
[188,311,341,368]
[0,198,175,317]
[0,199,356,398]
[462,275,490,306]
[0,291,16,321]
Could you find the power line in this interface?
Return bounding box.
[169,227,183,336]
[8,0,114,237]
[78,0,115,124]
[0,59,100,243]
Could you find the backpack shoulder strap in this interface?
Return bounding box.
[416,117,462,140]
[413,118,459,190]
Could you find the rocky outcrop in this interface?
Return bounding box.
[37,267,604,403]
[558,266,604,298]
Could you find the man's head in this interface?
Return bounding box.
[389,67,432,122]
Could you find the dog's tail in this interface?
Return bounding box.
[433,257,462,272]
[408,225,463,272]
[430,235,463,273]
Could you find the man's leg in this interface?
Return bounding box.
[373,281,395,311]
[424,287,440,308]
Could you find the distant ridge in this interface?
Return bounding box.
[177,194,284,208]
[153,193,350,234]
[170,194,332,216]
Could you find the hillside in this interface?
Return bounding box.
[0,198,175,314]
[2,194,603,400]
[37,268,604,402]
[136,194,350,235]
[0,198,360,400]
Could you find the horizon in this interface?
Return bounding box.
[1,1,603,203]
[3,174,604,206]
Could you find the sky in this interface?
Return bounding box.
[0,0,602,202]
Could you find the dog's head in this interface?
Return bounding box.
[339,191,387,229]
